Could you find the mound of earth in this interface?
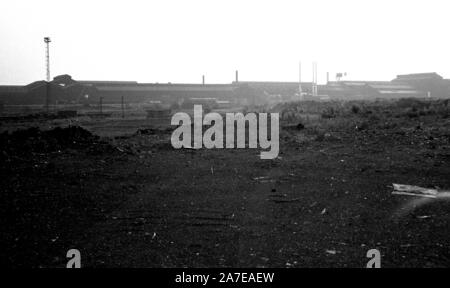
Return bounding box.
[0,126,115,157]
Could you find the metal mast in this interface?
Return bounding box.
[44,37,51,113]
[44,37,51,81]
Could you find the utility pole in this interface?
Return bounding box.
[299,61,303,100]
[312,62,318,97]
[44,37,51,113]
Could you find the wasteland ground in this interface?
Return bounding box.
[1,99,450,267]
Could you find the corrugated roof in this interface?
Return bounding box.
[25,81,47,89]
[235,81,310,85]
[395,73,443,81]
[369,84,415,89]
[95,84,235,92]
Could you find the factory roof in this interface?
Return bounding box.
[95,83,235,92]
[0,85,27,94]
[394,73,443,81]
[78,80,139,86]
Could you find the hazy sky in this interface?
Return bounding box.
[1,0,449,85]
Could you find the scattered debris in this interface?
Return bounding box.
[134,127,173,135]
[253,176,273,183]
[416,215,432,219]
[182,145,199,150]
[269,193,287,198]
[135,128,159,135]
[391,183,439,198]
[400,244,415,248]
[283,123,305,131]
[269,198,301,203]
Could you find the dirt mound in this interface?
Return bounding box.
[0,126,114,156]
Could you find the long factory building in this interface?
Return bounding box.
[1,72,449,106]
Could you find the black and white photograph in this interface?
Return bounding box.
[1,0,450,275]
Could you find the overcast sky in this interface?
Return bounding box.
[1,0,449,85]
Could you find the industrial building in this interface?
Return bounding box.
[1,72,450,107]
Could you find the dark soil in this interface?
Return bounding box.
[1,100,450,267]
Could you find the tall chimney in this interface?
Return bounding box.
[235,70,239,83]
[202,75,205,85]
[326,72,329,84]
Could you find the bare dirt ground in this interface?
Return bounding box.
[1,99,450,267]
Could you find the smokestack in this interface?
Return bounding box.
[235,70,239,83]
[312,62,318,97]
[299,61,302,83]
[326,72,329,84]
[202,75,205,85]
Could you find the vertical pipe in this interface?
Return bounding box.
[299,62,302,83]
[311,62,318,97]
[235,70,239,83]
[202,75,205,85]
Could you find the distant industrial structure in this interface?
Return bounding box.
[44,37,51,82]
[1,72,450,108]
[1,38,449,107]
[43,37,51,112]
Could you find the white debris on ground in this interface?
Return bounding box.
[391,183,440,198]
